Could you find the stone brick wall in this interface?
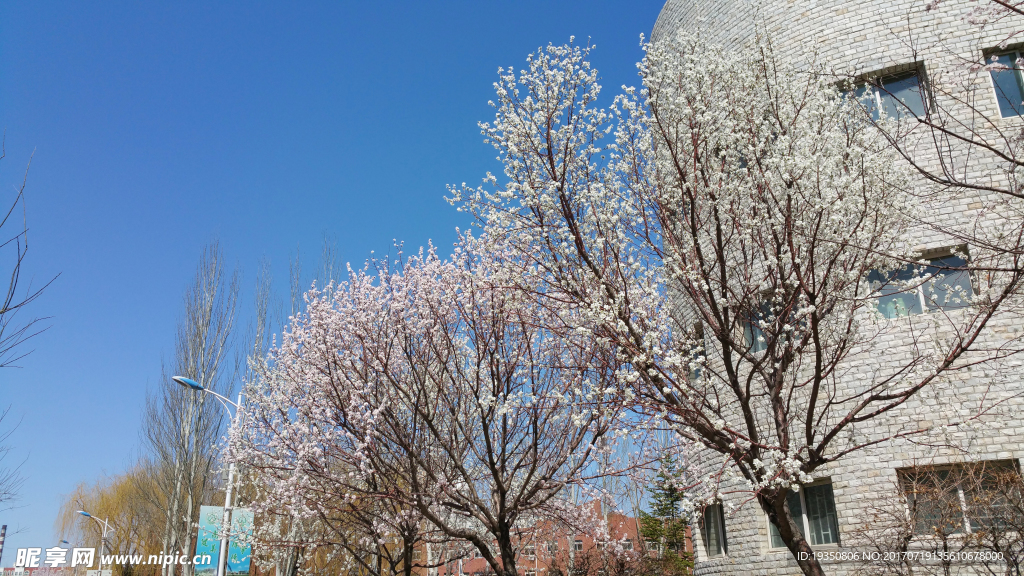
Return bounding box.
[653,2,1024,575]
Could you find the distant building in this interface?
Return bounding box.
[415,506,692,576]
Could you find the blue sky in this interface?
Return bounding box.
[0,1,663,560]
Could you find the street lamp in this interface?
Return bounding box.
[172,376,243,576]
[77,511,112,571]
[61,541,80,576]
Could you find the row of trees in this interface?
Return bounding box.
[55,240,364,576]
[59,3,1024,576]
[57,244,239,576]
[235,12,1024,576]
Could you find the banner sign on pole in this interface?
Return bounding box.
[195,505,253,576]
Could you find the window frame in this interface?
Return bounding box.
[986,49,1024,118]
[898,460,1022,537]
[573,539,583,553]
[767,479,841,549]
[851,65,930,121]
[867,250,974,319]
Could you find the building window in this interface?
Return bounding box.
[573,539,583,552]
[685,325,705,380]
[525,571,537,576]
[742,302,772,353]
[854,69,927,120]
[768,481,840,548]
[988,51,1024,117]
[899,460,1022,536]
[867,253,973,318]
[623,539,633,551]
[701,502,727,558]
[413,550,422,561]
[523,545,535,560]
[546,541,558,555]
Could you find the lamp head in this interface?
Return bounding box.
[172,376,204,391]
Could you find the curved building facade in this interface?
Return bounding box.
[653,2,1024,575]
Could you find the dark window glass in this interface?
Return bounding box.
[851,70,926,121]
[902,468,966,535]
[880,72,927,119]
[743,302,773,352]
[963,462,1023,532]
[990,52,1024,117]
[702,503,727,557]
[868,264,923,318]
[923,255,973,310]
[854,84,880,120]
[867,254,972,318]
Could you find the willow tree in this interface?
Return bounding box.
[56,467,163,574]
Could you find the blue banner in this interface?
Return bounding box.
[195,506,253,576]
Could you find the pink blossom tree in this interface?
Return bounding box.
[237,236,629,576]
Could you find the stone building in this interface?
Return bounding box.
[652,1,1024,575]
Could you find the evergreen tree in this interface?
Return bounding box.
[639,457,692,575]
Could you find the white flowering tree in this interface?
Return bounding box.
[449,36,1023,576]
[237,236,627,576]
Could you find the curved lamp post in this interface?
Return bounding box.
[77,511,112,571]
[172,376,243,576]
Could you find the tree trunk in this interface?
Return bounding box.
[496,525,517,576]
[402,536,416,576]
[761,492,826,576]
[286,547,303,576]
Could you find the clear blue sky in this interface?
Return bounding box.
[0,1,663,560]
